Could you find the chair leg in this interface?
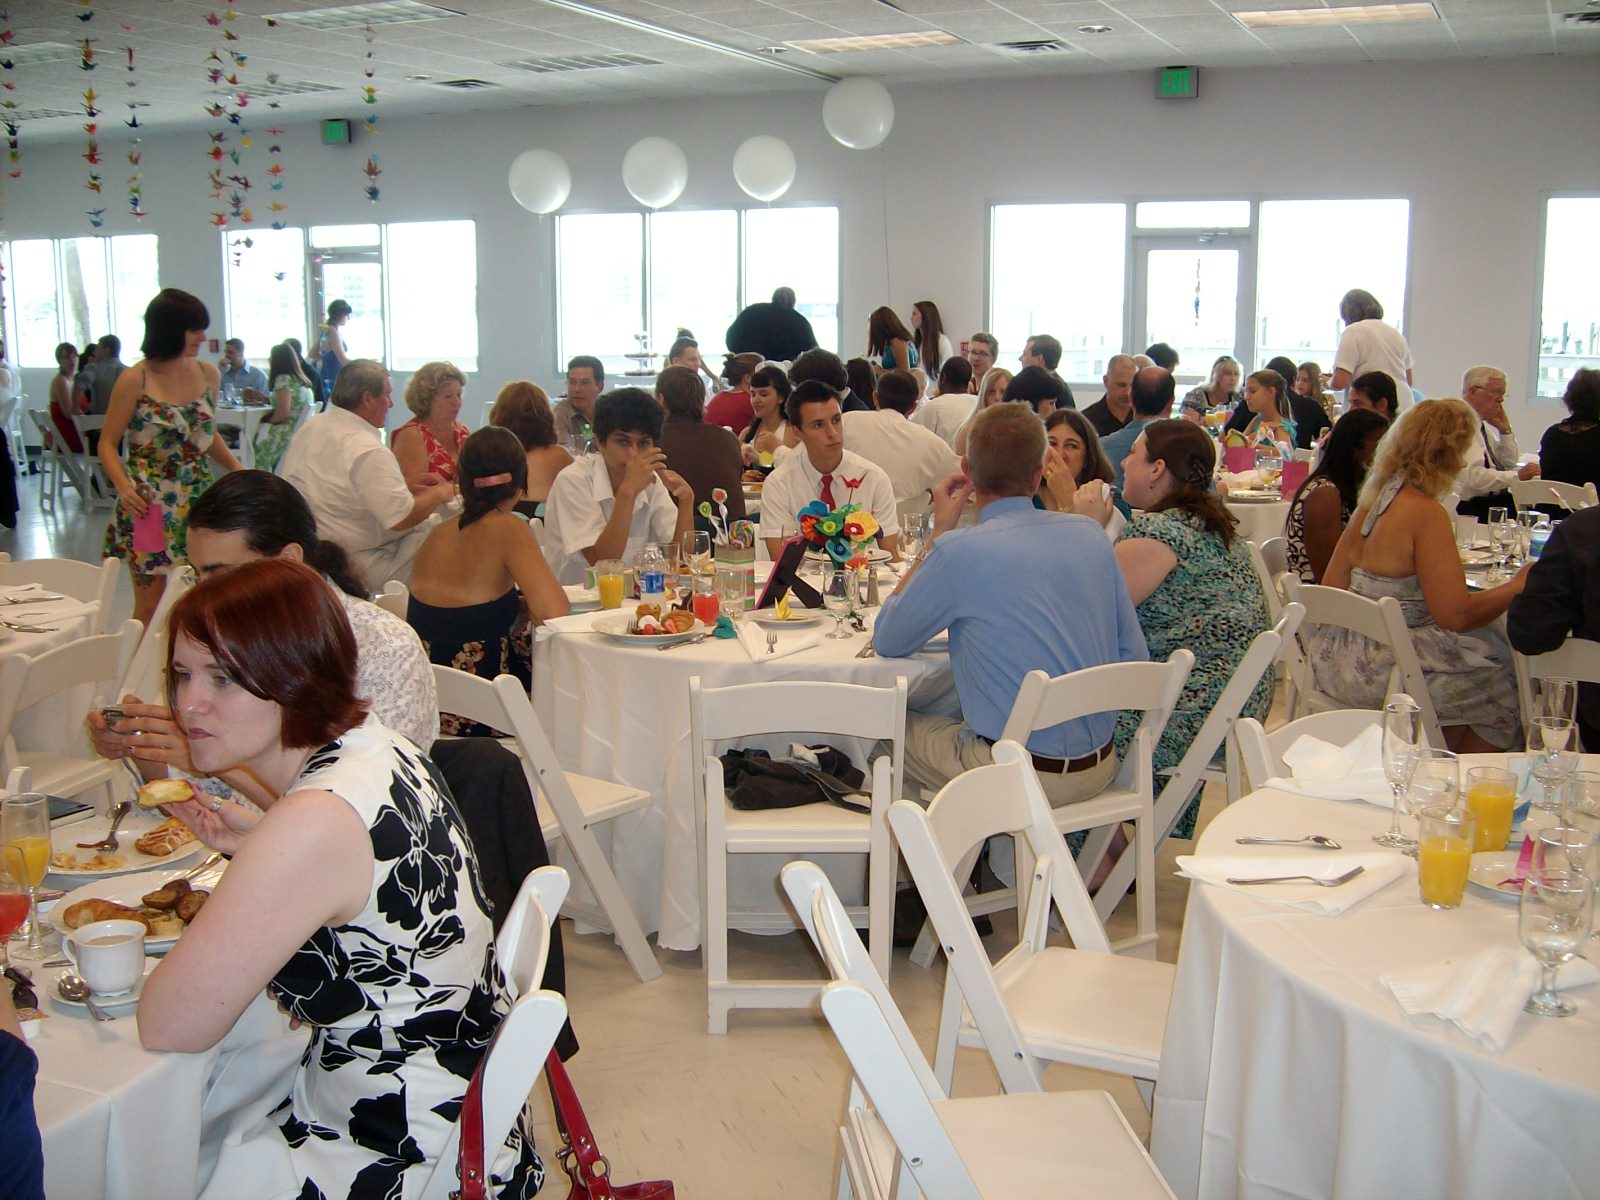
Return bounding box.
[560,822,662,983]
[930,962,964,1094]
[867,842,895,982]
[706,829,731,1035]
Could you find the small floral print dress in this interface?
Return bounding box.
[104,372,218,578]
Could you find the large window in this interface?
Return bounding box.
[1256,199,1410,371]
[990,204,1127,380]
[1536,197,1600,398]
[556,207,840,377]
[223,227,308,368]
[4,234,159,367]
[387,220,477,372]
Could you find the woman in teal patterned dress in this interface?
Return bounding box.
[1105,419,1271,840]
[253,342,314,473]
[101,289,242,627]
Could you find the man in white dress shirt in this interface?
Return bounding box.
[759,380,901,560]
[912,357,977,447]
[543,386,696,584]
[1455,364,1539,520]
[846,369,961,518]
[279,360,456,594]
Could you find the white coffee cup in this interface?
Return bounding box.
[62,919,148,996]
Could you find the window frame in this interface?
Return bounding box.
[3,233,160,368]
[1530,190,1600,404]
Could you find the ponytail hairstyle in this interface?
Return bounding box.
[1140,419,1239,548]
[458,426,528,529]
[187,470,371,598]
[1248,369,1292,422]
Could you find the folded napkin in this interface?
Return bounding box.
[1175,850,1408,915]
[562,584,599,608]
[737,620,824,663]
[1267,724,1392,807]
[1381,946,1600,1052]
[536,610,609,639]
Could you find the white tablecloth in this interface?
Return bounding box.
[0,592,99,757]
[531,606,957,951]
[213,404,273,470]
[1150,779,1600,1200]
[1224,496,1289,546]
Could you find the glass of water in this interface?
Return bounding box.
[1520,869,1593,1018]
[821,560,855,640]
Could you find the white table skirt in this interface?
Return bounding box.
[532,615,957,952]
[213,404,273,470]
[1150,781,1600,1200]
[1224,497,1289,547]
[1,595,98,759]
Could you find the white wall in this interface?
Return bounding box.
[4,52,1597,436]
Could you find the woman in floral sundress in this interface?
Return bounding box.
[101,288,242,627]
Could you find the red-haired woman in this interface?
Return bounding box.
[137,557,541,1199]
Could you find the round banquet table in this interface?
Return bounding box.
[1223,494,1289,546]
[0,589,101,755]
[531,608,957,952]
[1150,767,1600,1200]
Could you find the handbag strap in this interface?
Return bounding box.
[546,1048,616,1200]
[453,1063,488,1200]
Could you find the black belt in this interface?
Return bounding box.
[979,736,1115,776]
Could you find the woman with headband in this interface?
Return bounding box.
[407,426,568,732]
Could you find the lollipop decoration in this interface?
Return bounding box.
[697,487,733,544]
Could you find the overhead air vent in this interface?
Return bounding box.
[1560,10,1600,22]
[3,43,79,67]
[503,52,662,73]
[434,78,498,90]
[993,39,1069,55]
[263,1,462,31]
[247,80,342,98]
[9,108,79,121]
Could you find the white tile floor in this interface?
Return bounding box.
[3,470,1240,1199]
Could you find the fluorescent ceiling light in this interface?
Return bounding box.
[263,1,462,31]
[786,31,961,53]
[1233,3,1438,28]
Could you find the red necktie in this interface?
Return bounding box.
[820,473,835,507]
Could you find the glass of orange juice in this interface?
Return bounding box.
[1465,766,1517,852]
[1417,806,1476,910]
[596,559,626,610]
[1,792,52,961]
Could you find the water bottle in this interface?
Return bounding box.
[1529,516,1553,561]
[636,544,667,604]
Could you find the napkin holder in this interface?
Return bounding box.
[1223,445,1255,474]
[714,541,757,610]
[1279,459,1309,498]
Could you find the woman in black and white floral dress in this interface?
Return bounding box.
[138,557,541,1199]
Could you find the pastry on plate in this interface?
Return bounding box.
[135,817,198,857]
[138,778,196,809]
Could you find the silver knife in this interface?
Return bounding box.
[658,633,708,651]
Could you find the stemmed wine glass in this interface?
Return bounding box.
[1520,868,1593,1018]
[1375,694,1422,849]
[681,530,712,578]
[821,560,855,640]
[1528,716,1579,813]
[1402,747,1460,856]
[1532,677,1579,730]
[0,793,51,962]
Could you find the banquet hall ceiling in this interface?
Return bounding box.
[4,0,1593,143]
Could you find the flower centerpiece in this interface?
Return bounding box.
[797,500,880,568]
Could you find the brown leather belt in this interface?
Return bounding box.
[979,737,1115,776]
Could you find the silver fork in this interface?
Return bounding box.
[75,800,132,853]
[766,629,778,655]
[1226,866,1366,887]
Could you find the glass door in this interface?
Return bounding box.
[309,224,383,363]
[1133,234,1253,387]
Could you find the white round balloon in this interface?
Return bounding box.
[622,137,688,209]
[507,149,571,215]
[822,77,894,150]
[732,135,796,202]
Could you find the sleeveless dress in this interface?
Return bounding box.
[407,588,531,737]
[201,718,542,1200]
[879,341,918,371]
[253,375,314,473]
[1112,510,1272,840]
[1307,477,1520,747]
[397,417,469,483]
[103,369,218,577]
[1283,476,1348,583]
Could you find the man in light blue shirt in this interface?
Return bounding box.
[218,337,269,401]
[874,403,1148,805]
[1100,366,1174,490]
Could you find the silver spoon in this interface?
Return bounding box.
[1235,834,1342,850]
[1226,866,1367,887]
[77,800,133,853]
[57,972,116,1021]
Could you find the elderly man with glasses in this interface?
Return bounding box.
[1455,364,1539,521]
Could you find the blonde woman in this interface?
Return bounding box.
[1180,355,1242,420]
[953,366,1013,455]
[391,361,469,489]
[1311,397,1527,751]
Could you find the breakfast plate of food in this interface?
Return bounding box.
[592,605,708,646]
[49,860,224,952]
[48,812,206,878]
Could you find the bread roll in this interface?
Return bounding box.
[62,898,153,932]
[138,778,195,809]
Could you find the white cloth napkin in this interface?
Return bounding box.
[737,620,824,663]
[0,583,65,601]
[536,610,608,639]
[1266,724,1392,807]
[1381,946,1600,1052]
[1175,850,1408,915]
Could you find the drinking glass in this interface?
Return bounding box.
[1416,806,1475,909]
[681,531,712,578]
[0,852,25,969]
[1453,514,1479,552]
[1528,716,1579,812]
[1532,677,1579,730]
[1562,770,1600,837]
[1520,869,1593,1017]
[1403,748,1459,857]
[1375,694,1422,849]
[900,513,927,563]
[1464,765,1517,851]
[690,573,720,625]
[1514,510,1540,565]
[1487,519,1516,583]
[0,793,51,962]
[596,559,626,610]
[715,566,746,621]
[653,542,682,598]
[821,561,855,640]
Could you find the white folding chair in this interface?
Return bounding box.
[1257,536,1291,591]
[1510,478,1596,512]
[690,674,906,1034]
[496,865,568,1000]
[69,414,116,508]
[25,410,78,507]
[0,556,119,636]
[1290,582,1445,748]
[1512,636,1600,747]
[375,580,408,620]
[0,619,141,806]
[891,742,1176,1111]
[780,861,1176,1200]
[115,566,194,703]
[1234,709,1385,794]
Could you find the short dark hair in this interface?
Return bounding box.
[1144,342,1179,371]
[488,381,556,450]
[789,348,848,392]
[1564,367,1600,422]
[786,379,839,427]
[55,341,77,365]
[98,334,121,357]
[750,363,791,400]
[458,426,528,529]
[772,286,796,309]
[167,557,368,749]
[224,337,245,353]
[938,356,973,392]
[593,387,662,443]
[329,360,388,413]
[1004,365,1068,413]
[1130,367,1175,418]
[1350,371,1398,416]
[188,469,367,598]
[328,299,352,321]
[141,288,210,360]
[1264,356,1298,383]
[566,355,605,387]
[656,365,706,420]
[876,369,920,415]
[969,332,998,357]
[667,335,698,363]
[1026,334,1062,371]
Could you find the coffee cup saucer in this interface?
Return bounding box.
[51,960,156,1012]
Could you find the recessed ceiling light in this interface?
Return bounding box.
[1233,3,1438,29]
[1077,24,1113,34]
[786,30,961,53]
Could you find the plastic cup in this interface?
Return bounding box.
[596,560,625,610]
[1417,807,1476,909]
[1465,766,1516,852]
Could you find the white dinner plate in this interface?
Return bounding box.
[805,546,894,565]
[1467,850,1522,903]
[1227,490,1282,504]
[48,813,206,879]
[748,607,829,627]
[591,612,708,645]
[1459,548,1496,566]
[48,859,225,952]
[49,959,157,1012]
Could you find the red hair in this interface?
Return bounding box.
[166,558,368,749]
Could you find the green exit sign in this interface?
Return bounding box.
[1157,66,1198,99]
